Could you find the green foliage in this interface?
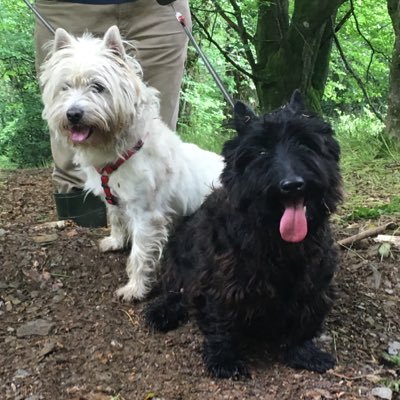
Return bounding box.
[335,108,387,163]
[345,197,400,221]
[334,110,400,220]
[382,352,400,367]
[177,46,234,153]
[324,0,393,115]
[178,74,231,153]
[0,0,51,168]
[178,0,258,150]
[0,91,50,167]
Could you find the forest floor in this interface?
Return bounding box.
[0,168,399,400]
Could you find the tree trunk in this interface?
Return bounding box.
[386,0,400,138]
[255,0,345,112]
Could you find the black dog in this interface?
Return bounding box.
[145,90,342,379]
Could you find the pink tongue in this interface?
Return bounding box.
[70,127,90,143]
[279,199,307,243]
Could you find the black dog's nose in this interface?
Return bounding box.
[280,176,305,194]
[66,107,84,124]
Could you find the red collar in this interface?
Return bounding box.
[96,138,144,205]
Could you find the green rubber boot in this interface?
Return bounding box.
[54,191,107,228]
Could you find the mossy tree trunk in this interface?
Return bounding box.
[254,0,346,112]
[386,0,400,138]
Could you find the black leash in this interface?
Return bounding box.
[22,0,55,34]
[23,0,234,109]
[170,5,235,109]
[157,0,234,108]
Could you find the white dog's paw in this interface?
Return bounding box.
[99,236,124,253]
[115,281,149,302]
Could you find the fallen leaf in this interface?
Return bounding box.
[86,393,111,400]
[32,234,58,244]
[66,229,79,237]
[378,243,391,260]
[303,388,334,399]
[366,374,383,383]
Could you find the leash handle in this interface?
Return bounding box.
[174,10,235,110]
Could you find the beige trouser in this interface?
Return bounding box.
[35,0,191,192]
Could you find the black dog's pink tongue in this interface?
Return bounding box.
[279,199,307,242]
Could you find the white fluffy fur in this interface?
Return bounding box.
[40,26,224,300]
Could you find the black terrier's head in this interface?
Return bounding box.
[221,90,342,243]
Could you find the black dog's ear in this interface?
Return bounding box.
[233,101,256,135]
[287,89,306,115]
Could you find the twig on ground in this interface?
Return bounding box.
[119,308,137,328]
[329,371,377,381]
[338,222,396,247]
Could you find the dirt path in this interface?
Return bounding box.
[0,169,399,400]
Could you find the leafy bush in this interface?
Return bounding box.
[0,0,51,168]
[324,0,392,115]
[333,111,400,219]
[0,91,50,167]
[178,68,232,154]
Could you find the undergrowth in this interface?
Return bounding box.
[334,109,400,221]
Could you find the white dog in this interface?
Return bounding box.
[40,26,224,301]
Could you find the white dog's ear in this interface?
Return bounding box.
[104,25,126,58]
[53,28,72,52]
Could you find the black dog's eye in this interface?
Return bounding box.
[299,140,321,155]
[259,150,267,156]
[234,151,255,170]
[92,82,105,93]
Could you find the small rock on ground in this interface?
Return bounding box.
[371,387,393,400]
[16,319,55,338]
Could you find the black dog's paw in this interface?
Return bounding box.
[203,349,251,380]
[283,340,335,373]
[144,293,187,332]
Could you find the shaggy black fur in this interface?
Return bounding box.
[145,90,343,379]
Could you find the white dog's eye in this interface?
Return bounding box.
[92,82,105,93]
[61,83,70,91]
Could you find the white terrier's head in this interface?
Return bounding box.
[40,26,158,148]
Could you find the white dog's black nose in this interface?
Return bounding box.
[280,177,305,194]
[67,107,84,124]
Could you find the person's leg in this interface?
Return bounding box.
[119,0,191,130]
